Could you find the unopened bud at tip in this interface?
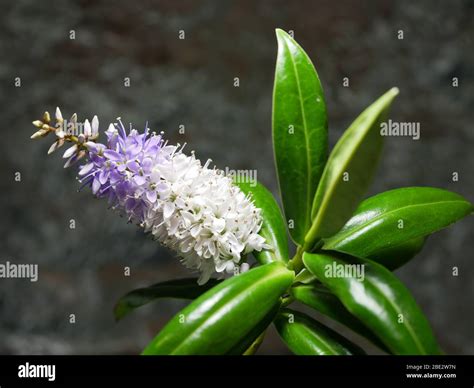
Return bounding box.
[30,129,48,139]
[43,111,51,124]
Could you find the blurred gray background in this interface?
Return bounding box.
[0,0,472,354]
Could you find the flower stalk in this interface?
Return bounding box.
[31,108,269,284]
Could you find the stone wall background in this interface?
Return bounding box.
[0,0,472,354]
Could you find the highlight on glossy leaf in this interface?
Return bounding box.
[303,252,441,355]
[306,88,399,246]
[142,262,294,355]
[273,28,328,245]
[291,283,387,351]
[323,187,473,259]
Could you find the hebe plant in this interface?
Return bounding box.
[31,30,472,355]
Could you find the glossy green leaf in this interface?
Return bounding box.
[114,278,221,321]
[323,187,473,259]
[306,88,399,245]
[236,181,289,263]
[366,236,426,270]
[274,308,365,355]
[291,284,387,351]
[273,29,328,245]
[227,304,279,355]
[142,262,294,355]
[303,252,441,354]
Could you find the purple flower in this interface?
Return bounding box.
[78,120,164,222]
[32,109,268,283]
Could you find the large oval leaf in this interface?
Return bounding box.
[273,29,328,245]
[305,88,399,245]
[323,187,473,258]
[303,252,441,354]
[142,262,294,355]
[291,284,387,351]
[274,308,365,355]
[236,181,289,263]
[114,278,221,321]
[365,236,426,270]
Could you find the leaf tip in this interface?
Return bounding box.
[377,87,400,108]
[113,303,125,322]
[275,28,291,42]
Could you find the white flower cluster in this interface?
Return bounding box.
[144,146,269,284]
[32,108,269,284]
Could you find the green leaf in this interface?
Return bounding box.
[306,88,399,245]
[227,304,279,355]
[366,236,426,270]
[236,181,289,263]
[303,252,441,354]
[114,278,221,321]
[293,268,317,285]
[242,331,267,355]
[274,308,365,355]
[273,29,328,245]
[291,284,387,351]
[142,262,294,355]
[323,187,473,260]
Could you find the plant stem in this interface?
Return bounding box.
[289,239,323,273]
[289,246,304,272]
[281,295,294,307]
[243,331,267,355]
